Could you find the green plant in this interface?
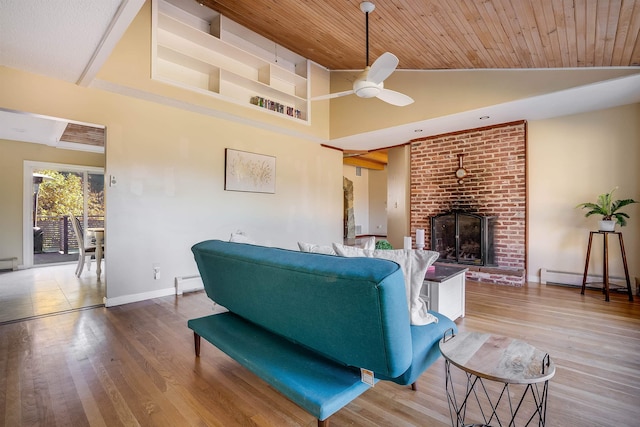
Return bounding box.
[576,187,638,227]
[375,239,393,250]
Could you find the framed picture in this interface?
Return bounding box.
[225,148,276,194]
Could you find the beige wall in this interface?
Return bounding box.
[528,103,640,282]
[0,139,105,263]
[329,68,640,138]
[0,2,336,305]
[1,0,637,306]
[368,168,387,236]
[386,145,410,249]
[97,2,330,142]
[101,94,342,305]
[0,65,339,306]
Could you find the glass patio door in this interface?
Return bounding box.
[24,161,104,267]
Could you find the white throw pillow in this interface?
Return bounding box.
[360,236,376,250]
[229,232,255,244]
[297,242,337,255]
[332,243,439,326]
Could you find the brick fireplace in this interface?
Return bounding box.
[410,121,526,286]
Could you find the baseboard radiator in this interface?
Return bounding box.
[175,275,204,295]
[0,257,18,271]
[540,268,624,287]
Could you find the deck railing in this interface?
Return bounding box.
[34,215,104,254]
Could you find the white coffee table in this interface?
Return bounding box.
[439,330,555,426]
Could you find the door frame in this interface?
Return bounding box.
[23,160,105,268]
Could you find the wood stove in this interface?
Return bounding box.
[431,211,496,266]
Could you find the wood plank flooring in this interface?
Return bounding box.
[1,281,638,426]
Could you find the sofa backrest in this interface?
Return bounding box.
[191,240,413,378]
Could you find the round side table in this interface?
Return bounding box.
[439,330,555,427]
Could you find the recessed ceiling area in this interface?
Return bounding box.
[343,149,388,170]
[331,72,640,151]
[0,109,105,153]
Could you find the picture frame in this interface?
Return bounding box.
[224,148,276,194]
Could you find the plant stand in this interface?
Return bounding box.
[581,231,633,302]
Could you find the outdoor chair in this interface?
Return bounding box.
[70,213,102,277]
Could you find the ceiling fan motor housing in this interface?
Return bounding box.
[354,79,383,98]
[360,2,375,13]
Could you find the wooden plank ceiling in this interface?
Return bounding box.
[61,123,104,147]
[198,0,640,70]
[343,150,388,170]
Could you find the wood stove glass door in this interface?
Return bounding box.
[458,214,482,263]
[432,213,456,262]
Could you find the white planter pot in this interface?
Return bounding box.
[598,220,616,232]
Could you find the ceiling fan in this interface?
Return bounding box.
[312,2,414,107]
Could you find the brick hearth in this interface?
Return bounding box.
[435,263,526,287]
[411,121,527,285]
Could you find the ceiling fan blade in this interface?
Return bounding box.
[376,89,414,107]
[310,90,354,101]
[367,52,399,84]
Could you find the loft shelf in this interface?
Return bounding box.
[152,0,310,122]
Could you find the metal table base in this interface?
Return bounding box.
[445,360,551,427]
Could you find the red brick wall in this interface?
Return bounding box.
[410,121,526,270]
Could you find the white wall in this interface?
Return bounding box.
[343,164,369,234]
[103,96,342,305]
[342,164,387,237]
[368,168,388,236]
[386,145,410,249]
[0,63,338,307]
[528,103,640,282]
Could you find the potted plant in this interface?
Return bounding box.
[576,187,638,231]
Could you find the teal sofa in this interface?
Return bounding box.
[188,240,456,426]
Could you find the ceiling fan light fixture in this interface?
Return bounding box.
[355,87,380,98]
[354,80,382,98]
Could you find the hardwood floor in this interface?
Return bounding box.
[1,281,638,426]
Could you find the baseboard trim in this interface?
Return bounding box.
[104,287,175,307]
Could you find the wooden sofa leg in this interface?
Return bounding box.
[194,332,201,357]
[411,382,417,391]
[318,418,329,427]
